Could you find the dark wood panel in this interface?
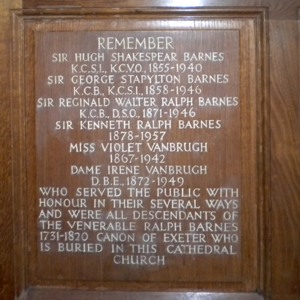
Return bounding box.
[0,1,299,300]
[26,289,264,300]
[0,1,22,300]
[11,8,265,298]
[21,0,300,19]
[269,20,300,298]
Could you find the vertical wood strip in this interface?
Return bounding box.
[269,20,300,298]
[0,1,22,300]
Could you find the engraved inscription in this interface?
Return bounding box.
[35,30,241,267]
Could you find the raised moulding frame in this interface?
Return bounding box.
[11,7,269,300]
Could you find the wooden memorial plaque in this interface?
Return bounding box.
[12,8,266,299]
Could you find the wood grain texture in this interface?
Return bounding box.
[269,20,300,298]
[12,10,264,296]
[21,0,300,19]
[0,1,22,300]
[1,0,300,299]
[26,289,265,300]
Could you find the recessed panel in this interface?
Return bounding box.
[16,14,262,291]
